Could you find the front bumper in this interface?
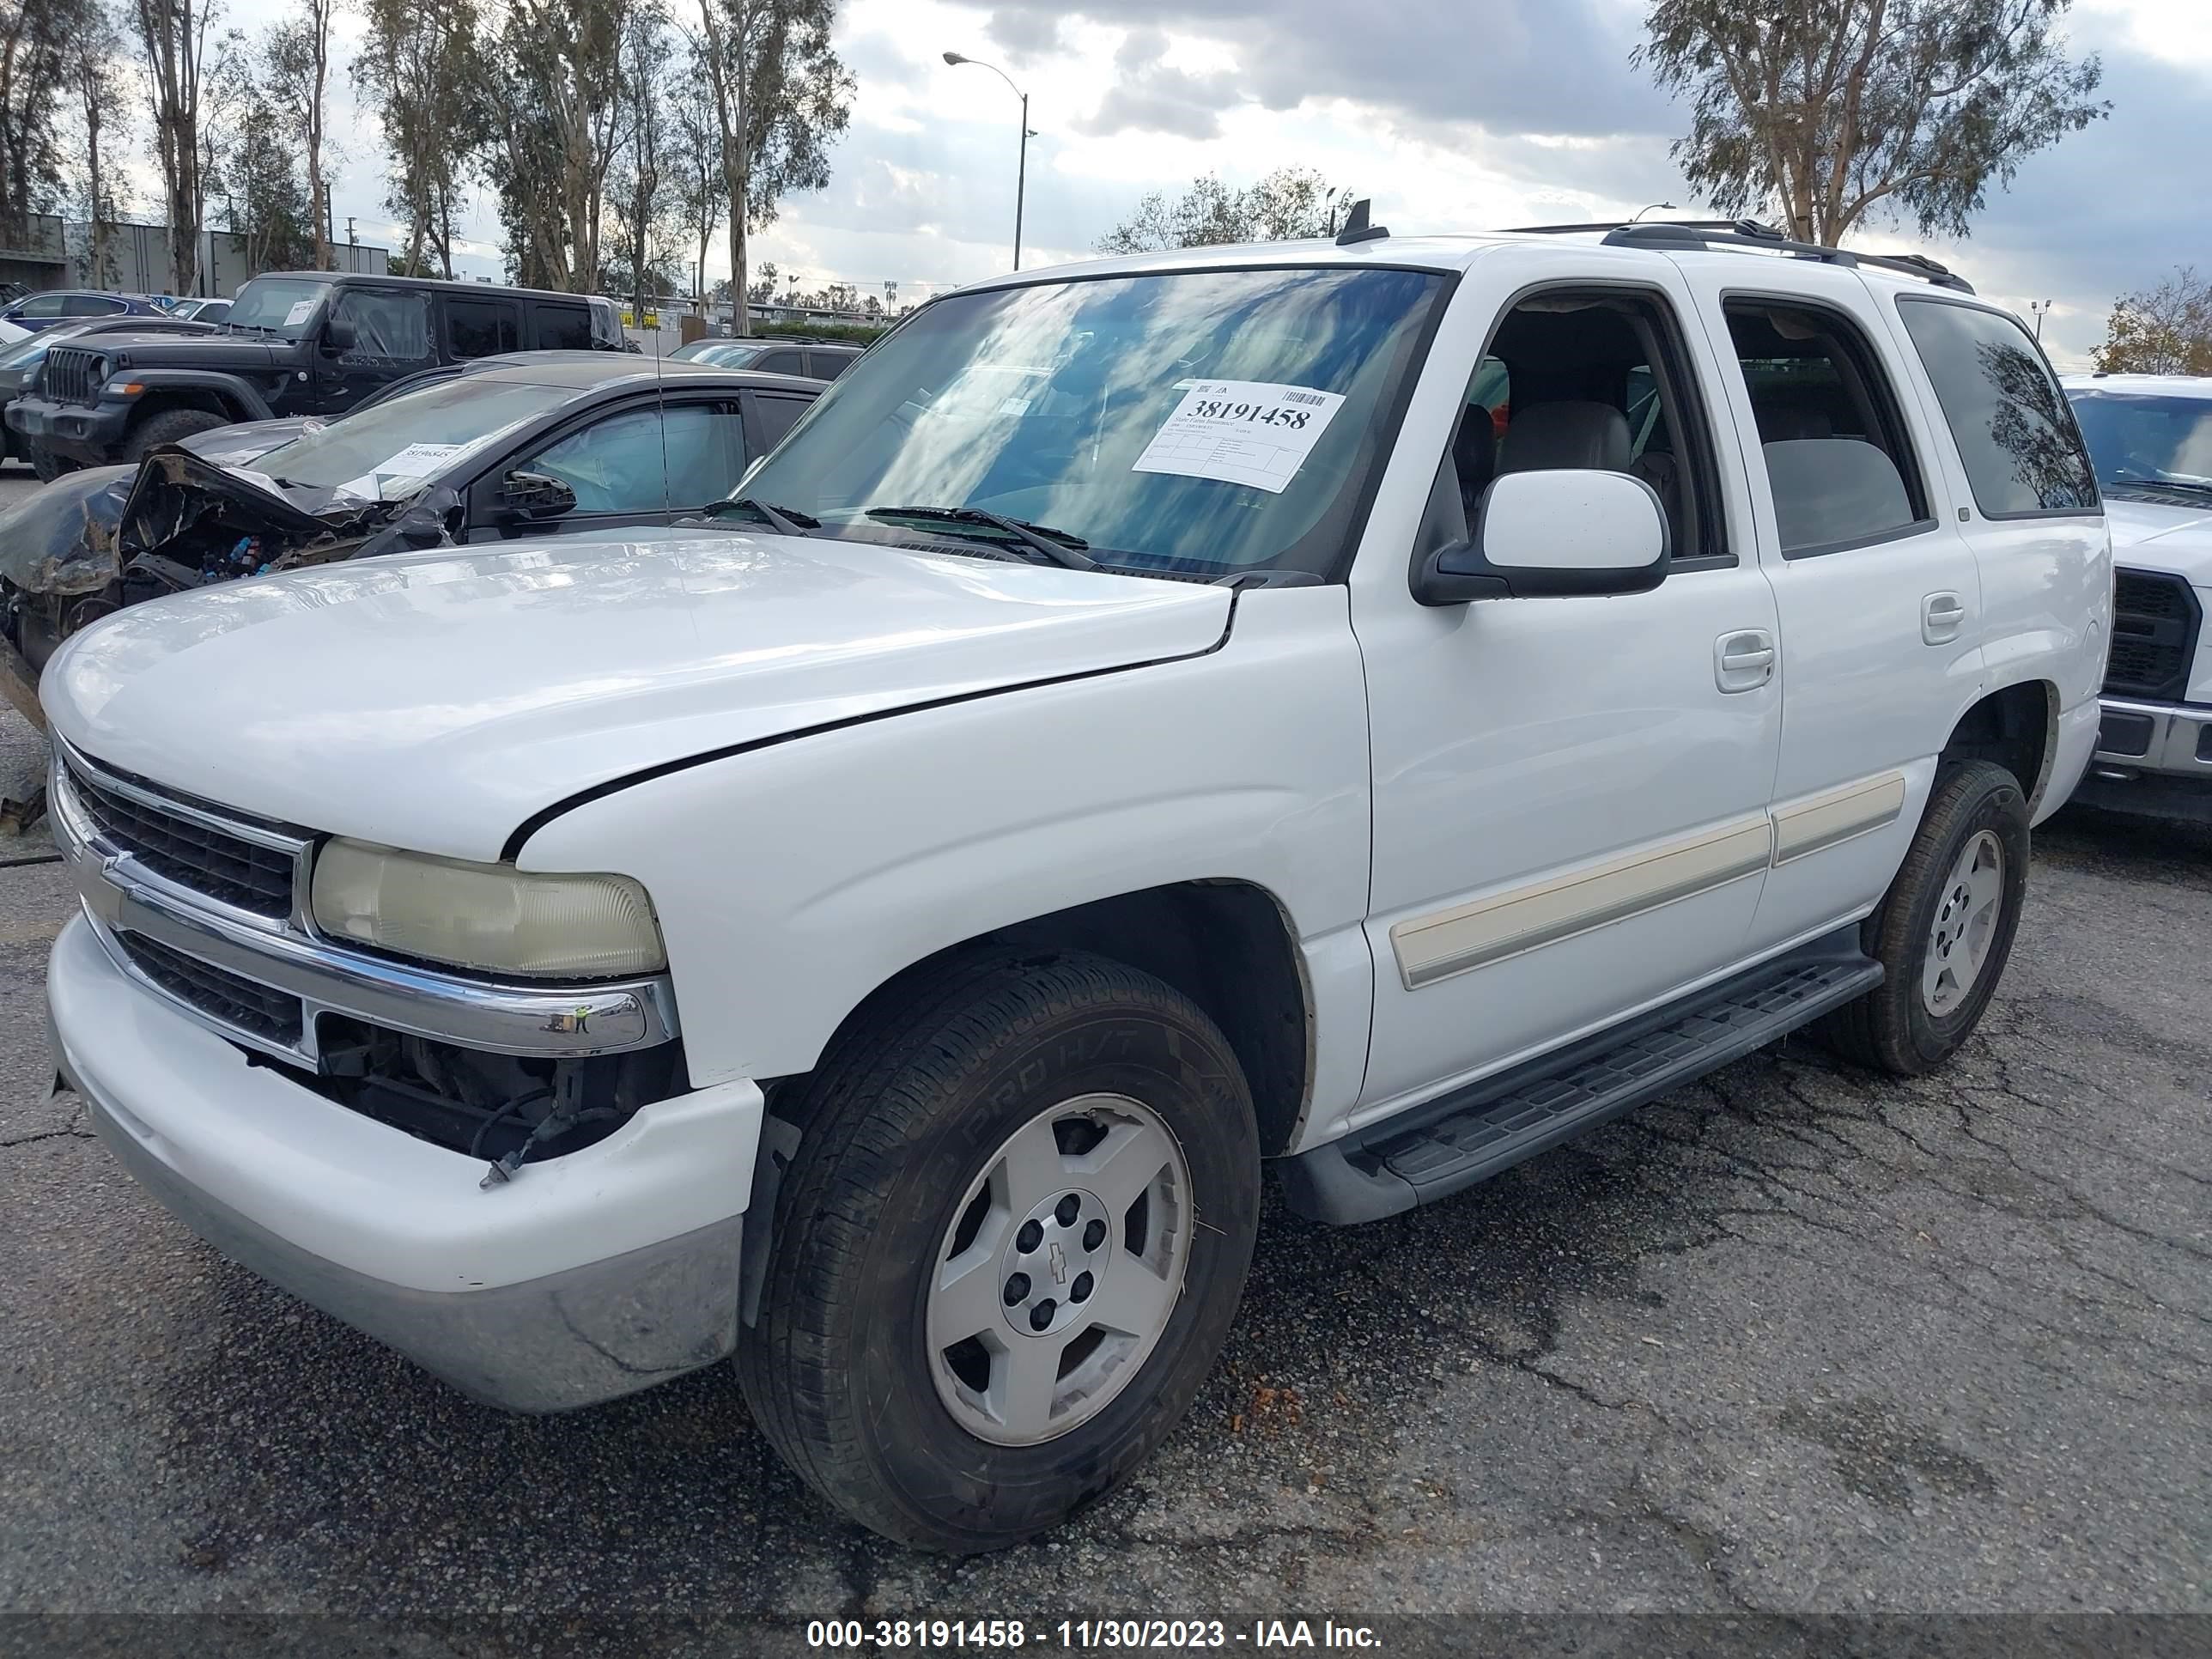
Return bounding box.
[6,393,128,465]
[2072,696,2212,822]
[48,914,762,1411]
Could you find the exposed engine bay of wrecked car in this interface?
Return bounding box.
[0,446,462,723]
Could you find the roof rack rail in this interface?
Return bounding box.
[1499,217,1973,295]
[1505,218,1778,239]
[1600,220,1974,294]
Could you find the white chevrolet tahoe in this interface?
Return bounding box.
[2060,373,2212,821]
[42,218,2109,1553]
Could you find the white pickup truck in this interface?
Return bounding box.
[44,217,2108,1553]
[2061,373,2212,821]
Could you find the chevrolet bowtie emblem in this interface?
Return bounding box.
[1047,1241,1068,1285]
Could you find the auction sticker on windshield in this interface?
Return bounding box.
[283,300,317,327]
[1132,379,1346,494]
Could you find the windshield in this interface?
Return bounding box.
[228,277,332,338]
[2067,391,2212,490]
[673,340,765,367]
[734,264,1447,576]
[248,376,579,496]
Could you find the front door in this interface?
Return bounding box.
[313,287,436,418]
[1349,258,1782,1123]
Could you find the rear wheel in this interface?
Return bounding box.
[738,950,1261,1552]
[1820,760,2029,1075]
[123,407,227,461]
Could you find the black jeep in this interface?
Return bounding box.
[6,272,624,477]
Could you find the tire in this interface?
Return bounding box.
[738,949,1261,1552]
[122,406,226,461]
[27,445,75,483]
[1819,760,2030,1076]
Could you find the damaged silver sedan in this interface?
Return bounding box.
[0,356,827,726]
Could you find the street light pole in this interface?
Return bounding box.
[945,51,1030,270]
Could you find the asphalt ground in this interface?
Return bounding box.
[0,493,2203,1651]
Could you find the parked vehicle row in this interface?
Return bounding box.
[33,215,2115,1553]
[3,271,629,477]
[2060,374,2212,823]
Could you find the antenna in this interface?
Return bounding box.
[1335,198,1388,246]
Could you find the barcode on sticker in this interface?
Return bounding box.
[1284,391,1326,406]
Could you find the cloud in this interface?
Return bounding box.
[1073,27,1240,139]
[985,7,1066,64]
[969,0,1674,139]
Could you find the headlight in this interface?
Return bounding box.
[310,839,666,978]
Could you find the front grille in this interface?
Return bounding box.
[65,758,297,920]
[42,346,103,407]
[115,931,304,1047]
[2106,568,2203,702]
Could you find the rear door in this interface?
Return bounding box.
[1673,259,1983,952]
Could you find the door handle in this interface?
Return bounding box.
[1715,629,1776,693]
[1923,592,1967,644]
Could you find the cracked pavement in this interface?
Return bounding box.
[0,743,2204,1636]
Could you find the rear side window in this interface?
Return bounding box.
[1896,299,2099,518]
[532,303,592,350]
[446,298,520,359]
[753,392,812,448]
[63,295,123,316]
[1724,301,1930,557]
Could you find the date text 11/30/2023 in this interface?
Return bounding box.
[805,1619,1384,1650]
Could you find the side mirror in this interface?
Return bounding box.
[1413,469,1670,605]
[499,470,577,520]
[321,313,358,354]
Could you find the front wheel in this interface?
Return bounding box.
[738,951,1261,1552]
[1820,759,2030,1075]
[27,445,75,483]
[123,406,227,461]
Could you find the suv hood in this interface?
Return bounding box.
[2106,497,2212,583]
[42,530,1232,861]
[60,331,281,368]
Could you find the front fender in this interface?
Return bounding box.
[127,369,276,422]
[513,586,1375,1092]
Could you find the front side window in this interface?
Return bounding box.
[513,403,744,512]
[333,288,433,362]
[737,264,1447,578]
[1897,298,2098,517]
[754,347,808,376]
[2062,389,2212,501]
[1726,301,1929,556]
[228,277,332,338]
[11,293,66,319]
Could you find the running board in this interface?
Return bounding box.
[1279,929,1881,1224]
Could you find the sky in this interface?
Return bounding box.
[231,0,2211,370]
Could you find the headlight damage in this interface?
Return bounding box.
[310,840,667,978]
[295,841,677,1181]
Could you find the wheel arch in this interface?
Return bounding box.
[1942,677,2057,812]
[778,879,1316,1158]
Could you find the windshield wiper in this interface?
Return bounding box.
[708,496,822,536]
[2110,473,2212,499]
[865,505,1096,570]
